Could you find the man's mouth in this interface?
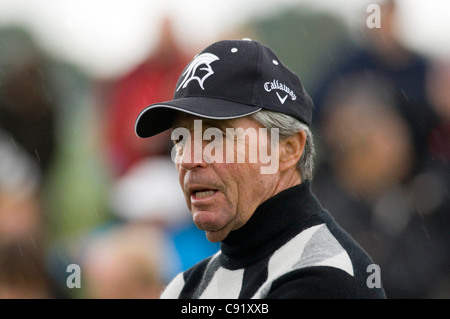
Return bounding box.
[194,190,216,198]
[191,189,218,200]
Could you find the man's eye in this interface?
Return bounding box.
[173,137,187,146]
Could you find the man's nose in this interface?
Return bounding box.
[179,136,208,170]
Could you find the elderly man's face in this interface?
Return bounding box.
[172,114,280,242]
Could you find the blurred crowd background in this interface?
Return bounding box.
[0,0,448,299]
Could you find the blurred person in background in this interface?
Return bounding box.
[103,17,190,177]
[312,75,450,298]
[312,0,437,168]
[308,0,448,298]
[0,26,93,242]
[0,26,107,298]
[80,223,166,299]
[0,27,57,180]
[0,130,42,242]
[0,130,59,298]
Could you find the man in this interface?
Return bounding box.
[134,39,386,298]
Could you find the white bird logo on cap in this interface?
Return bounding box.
[176,53,220,91]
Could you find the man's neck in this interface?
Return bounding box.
[270,168,302,200]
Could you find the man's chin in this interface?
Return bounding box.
[204,228,230,243]
[193,209,224,227]
[195,219,231,242]
[192,209,233,242]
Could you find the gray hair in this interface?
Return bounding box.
[250,110,315,181]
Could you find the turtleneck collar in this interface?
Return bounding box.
[220,181,325,267]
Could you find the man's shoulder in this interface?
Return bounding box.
[253,221,385,298]
[267,265,386,298]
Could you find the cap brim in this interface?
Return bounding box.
[135,97,262,138]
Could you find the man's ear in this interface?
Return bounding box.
[278,131,306,172]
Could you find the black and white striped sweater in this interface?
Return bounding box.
[161,181,386,299]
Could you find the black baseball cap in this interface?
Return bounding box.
[135,39,314,138]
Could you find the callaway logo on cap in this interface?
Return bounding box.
[135,39,314,138]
